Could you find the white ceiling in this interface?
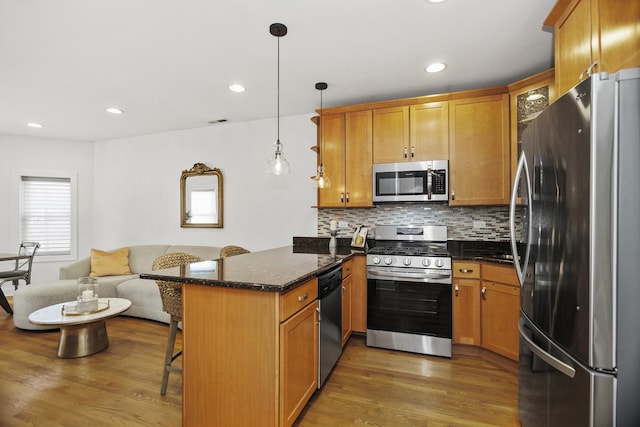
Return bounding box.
[0,0,556,142]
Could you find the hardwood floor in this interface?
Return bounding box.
[1,302,519,427]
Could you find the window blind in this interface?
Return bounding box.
[21,176,72,256]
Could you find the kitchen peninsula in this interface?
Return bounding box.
[141,246,355,427]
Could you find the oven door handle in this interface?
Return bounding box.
[368,269,451,282]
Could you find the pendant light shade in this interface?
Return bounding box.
[312,82,330,188]
[266,23,291,175]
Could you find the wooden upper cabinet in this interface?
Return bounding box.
[554,0,594,97]
[598,0,640,72]
[318,113,346,208]
[449,93,510,206]
[546,0,640,97]
[373,103,448,163]
[409,101,449,160]
[508,69,555,196]
[317,110,373,208]
[345,110,373,207]
[372,106,409,163]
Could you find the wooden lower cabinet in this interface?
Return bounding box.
[452,261,481,346]
[182,278,319,427]
[341,259,353,346]
[350,255,367,333]
[452,277,481,345]
[280,301,319,426]
[480,263,520,361]
[341,273,352,346]
[480,280,520,361]
[452,261,520,361]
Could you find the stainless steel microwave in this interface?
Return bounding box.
[373,160,449,202]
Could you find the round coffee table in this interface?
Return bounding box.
[28,298,132,358]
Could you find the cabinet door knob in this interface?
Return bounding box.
[340,192,344,203]
[451,191,455,201]
[481,287,487,300]
[411,146,415,158]
[346,192,350,202]
[454,284,459,297]
[298,292,309,302]
[460,268,473,274]
[403,147,408,158]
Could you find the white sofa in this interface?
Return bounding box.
[13,244,222,330]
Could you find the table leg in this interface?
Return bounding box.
[57,320,109,358]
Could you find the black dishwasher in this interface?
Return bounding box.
[318,264,342,388]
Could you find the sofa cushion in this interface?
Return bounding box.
[127,245,171,274]
[90,247,132,277]
[115,278,169,324]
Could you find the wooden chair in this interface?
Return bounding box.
[0,242,40,314]
[220,245,250,258]
[152,252,203,395]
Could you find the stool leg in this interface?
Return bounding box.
[161,316,180,395]
[0,289,12,314]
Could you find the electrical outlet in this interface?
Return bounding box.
[473,220,486,229]
[338,221,349,228]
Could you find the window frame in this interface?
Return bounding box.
[13,171,78,263]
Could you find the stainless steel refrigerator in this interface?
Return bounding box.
[509,68,640,426]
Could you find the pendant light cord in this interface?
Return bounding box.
[319,88,322,166]
[277,34,280,144]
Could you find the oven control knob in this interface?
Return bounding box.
[384,257,393,265]
[422,258,431,267]
[372,256,381,265]
[403,258,411,266]
[435,259,444,268]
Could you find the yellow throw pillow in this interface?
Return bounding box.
[90,247,132,277]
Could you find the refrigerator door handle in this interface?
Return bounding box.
[519,319,576,379]
[509,153,532,286]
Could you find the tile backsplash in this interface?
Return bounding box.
[317,203,522,241]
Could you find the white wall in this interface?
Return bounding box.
[92,114,318,252]
[0,113,319,289]
[0,134,94,286]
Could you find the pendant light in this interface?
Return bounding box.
[265,23,291,175]
[312,82,331,188]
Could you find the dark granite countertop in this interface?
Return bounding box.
[140,245,355,293]
[292,236,520,265]
[447,240,521,265]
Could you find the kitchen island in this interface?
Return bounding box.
[140,246,354,427]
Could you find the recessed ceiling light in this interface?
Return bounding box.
[427,0,448,3]
[27,122,43,128]
[425,62,447,73]
[229,84,246,93]
[106,107,124,114]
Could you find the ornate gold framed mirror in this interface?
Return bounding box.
[180,163,223,228]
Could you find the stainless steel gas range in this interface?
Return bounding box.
[366,225,452,358]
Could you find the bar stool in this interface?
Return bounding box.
[152,252,203,395]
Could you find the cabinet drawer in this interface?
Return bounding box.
[342,259,353,278]
[482,263,518,285]
[453,261,480,278]
[280,278,318,322]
